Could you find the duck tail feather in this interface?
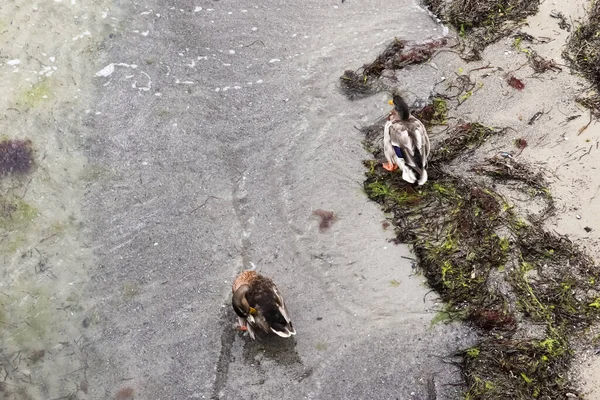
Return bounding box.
[270,327,294,338]
[400,161,417,184]
[417,169,428,186]
[413,147,424,170]
[247,324,256,340]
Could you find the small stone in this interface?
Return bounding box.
[584,226,593,232]
[82,317,90,328]
[576,215,581,219]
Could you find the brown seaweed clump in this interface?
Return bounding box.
[340,38,447,99]
[115,387,134,400]
[564,1,600,117]
[361,111,600,399]
[0,139,34,176]
[312,209,337,232]
[506,75,525,90]
[528,51,561,74]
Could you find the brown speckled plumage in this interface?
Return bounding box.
[232,270,258,292]
[231,269,296,339]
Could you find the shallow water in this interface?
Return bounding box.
[2,0,476,398]
[0,1,122,398]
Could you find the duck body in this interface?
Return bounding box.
[231,269,296,340]
[383,95,431,185]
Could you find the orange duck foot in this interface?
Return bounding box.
[238,325,248,331]
[382,162,398,172]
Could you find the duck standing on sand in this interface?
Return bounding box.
[382,94,431,186]
[232,268,296,340]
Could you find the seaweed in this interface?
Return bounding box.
[513,38,562,74]
[564,1,600,116]
[433,72,484,107]
[0,139,34,176]
[115,387,135,400]
[432,122,503,164]
[507,75,525,90]
[576,93,600,119]
[528,51,561,74]
[550,10,571,32]
[423,0,542,54]
[459,336,572,399]
[340,70,383,99]
[312,209,337,232]
[339,38,448,99]
[514,138,528,150]
[361,114,600,399]
[414,97,449,126]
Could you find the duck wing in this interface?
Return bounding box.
[383,120,401,165]
[411,118,430,168]
[402,118,429,170]
[387,121,415,156]
[388,120,424,170]
[270,285,296,336]
[408,116,431,168]
[247,276,296,337]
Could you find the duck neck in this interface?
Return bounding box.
[394,96,411,120]
[233,285,251,315]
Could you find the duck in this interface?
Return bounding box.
[382,93,431,186]
[231,268,296,340]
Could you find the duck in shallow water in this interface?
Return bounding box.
[382,94,431,186]
[232,268,296,340]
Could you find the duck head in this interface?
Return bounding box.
[232,284,257,319]
[388,94,410,120]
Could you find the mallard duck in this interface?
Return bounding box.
[231,269,296,340]
[382,94,431,186]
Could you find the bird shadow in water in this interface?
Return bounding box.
[240,333,303,367]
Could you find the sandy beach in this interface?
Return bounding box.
[420,0,600,397]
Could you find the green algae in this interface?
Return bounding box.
[21,80,52,108]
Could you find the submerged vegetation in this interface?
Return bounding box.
[564,0,600,117]
[0,139,37,253]
[0,138,34,176]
